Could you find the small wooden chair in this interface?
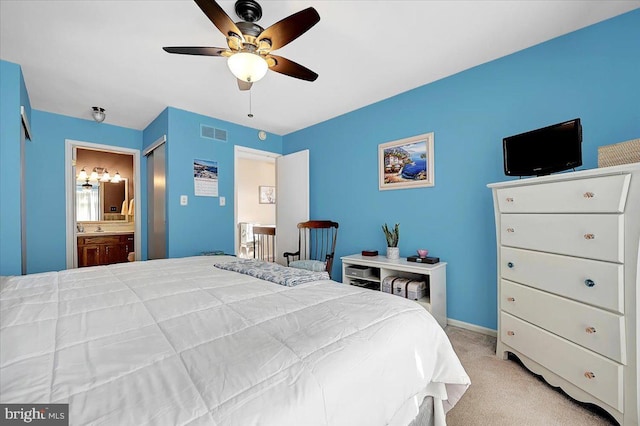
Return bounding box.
[253,226,276,262]
[284,220,339,279]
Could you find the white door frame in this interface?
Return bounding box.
[234,146,280,257]
[65,139,142,269]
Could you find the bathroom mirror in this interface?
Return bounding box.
[76,178,128,222]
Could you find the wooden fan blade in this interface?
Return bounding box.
[163,46,227,56]
[237,79,252,91]
[267,55,318,82]
[194,0,244,41]
[257,7,320,51]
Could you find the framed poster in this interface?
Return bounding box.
[379,132,434,190]
[259,185,276,204]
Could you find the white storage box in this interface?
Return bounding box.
[382,276,426,300]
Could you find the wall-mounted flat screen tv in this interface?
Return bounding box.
[503,118,582,177]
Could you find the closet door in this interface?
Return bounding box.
[275,150,309,265]
[147,143,166,260]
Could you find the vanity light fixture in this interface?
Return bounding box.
[78,167,88,181]
[78,167,122,183]
[92,107,106,123]
[100,169,111,182]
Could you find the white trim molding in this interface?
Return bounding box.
[446,318,497,337]
[21,106,32,140]
[143,135,166,157]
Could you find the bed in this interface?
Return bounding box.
[0,256,470,425]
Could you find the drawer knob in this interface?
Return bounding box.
[506,197,514,203]
[506,227,515,233]
[584,233,595,240]
[507,262,514,268]
[507,297,515,302]
[585,326,596,334]
[584,371,595,379]
[507,331,515,336]
[583,192,595,199]
[584,279,595,287]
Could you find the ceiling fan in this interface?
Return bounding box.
[163,0,320,91]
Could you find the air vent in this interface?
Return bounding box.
[201,125,227,142]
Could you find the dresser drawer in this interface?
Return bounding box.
[501,280,625,363]
[501,312,623,411]
[500,214,623,263]
[500,247,624,313]
[496,174,630,213]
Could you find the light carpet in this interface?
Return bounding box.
[444,326,616,426]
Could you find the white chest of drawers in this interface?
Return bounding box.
[488,163,640,425]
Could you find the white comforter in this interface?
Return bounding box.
[1,256,469,425]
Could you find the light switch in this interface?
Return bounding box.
[219,196,226,206]
[180,195,188,206]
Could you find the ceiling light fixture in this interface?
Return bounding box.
[91,106,106,123]
[227,52,268,83]
[81,179,93,192]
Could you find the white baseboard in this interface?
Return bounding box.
[446,318,497,337]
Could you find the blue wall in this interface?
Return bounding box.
[0,61,24,275]
[164,107,282,257]
[2,10,638,330]
[25,111,143,273]
[282,10,640,330]
[18,107,282,273]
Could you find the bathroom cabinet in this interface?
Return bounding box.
[77,233,134,267]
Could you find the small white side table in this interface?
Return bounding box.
[341,254,447,328]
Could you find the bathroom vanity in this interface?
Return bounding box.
[77,232,134,267]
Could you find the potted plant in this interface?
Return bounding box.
[382,223,400,259]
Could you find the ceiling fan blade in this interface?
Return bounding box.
[237,79,252,91]
[194,0,244,41]
[163,46,227,56]
[267,55,318,82]
[257,7,320,51]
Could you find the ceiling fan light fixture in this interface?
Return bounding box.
[227,52,268,83]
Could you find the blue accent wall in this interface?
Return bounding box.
[0,61,23,275]
[282,10,640,329]
[164,107,282,258]
[25,111,143,273]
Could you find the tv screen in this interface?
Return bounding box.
[503,118,582,177]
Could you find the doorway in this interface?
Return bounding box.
[64,139,141,269]
[234,146,309,264]
[234,147,278,258]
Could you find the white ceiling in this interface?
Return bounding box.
[1,1,638,136]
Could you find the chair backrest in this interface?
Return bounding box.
[253,226,276,262]
[296,220,339,277]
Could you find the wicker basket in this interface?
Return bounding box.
[598,138,640,168]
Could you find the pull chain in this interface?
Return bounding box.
[247,90,254,118]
